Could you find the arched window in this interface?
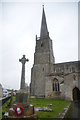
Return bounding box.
[53,78,60,91]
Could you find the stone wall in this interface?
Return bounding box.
[64,73,78,101]
[44,61,79,101]
[45,76,53,98]
[30,35,55,97]
[31,63,53,97]
[45,76,65,99]
[54,61,78,74]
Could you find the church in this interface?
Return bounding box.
[30,6,80,101]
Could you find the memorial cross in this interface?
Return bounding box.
[19,55,29,90]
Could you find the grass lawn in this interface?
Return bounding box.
[29,98,70,119]
[2,96,16,112]
[2,97,70,119]
[2,96,16,118]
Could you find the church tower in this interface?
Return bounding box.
[30,6,55,97]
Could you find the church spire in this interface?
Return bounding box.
[40,5,49,37]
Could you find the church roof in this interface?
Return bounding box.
[54,60,80,66]
[40,5,49,37]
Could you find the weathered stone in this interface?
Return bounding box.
[24,109,33,116]
[30,5,80,101]
[16,91,28,103]
[16,55,29,104]
[19,55,29,90]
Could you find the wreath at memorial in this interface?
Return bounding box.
[15,106,24,116]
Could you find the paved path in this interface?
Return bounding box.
[72,101,80,118]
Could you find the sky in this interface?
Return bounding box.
[0,1,79,90]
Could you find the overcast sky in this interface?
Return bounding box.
[0,1,79,90]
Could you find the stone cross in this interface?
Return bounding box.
[19,55,29,90]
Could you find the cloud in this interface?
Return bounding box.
[0,2,78,89]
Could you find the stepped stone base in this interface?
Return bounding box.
[4,90,37,119]
[4,103,37,119]
[4,114,37,120]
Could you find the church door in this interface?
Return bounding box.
[72,87,80,101]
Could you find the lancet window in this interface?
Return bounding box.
[53,78,60,91]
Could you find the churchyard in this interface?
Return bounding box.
[1,55,71,119]
[2,96,70,119]
[29,98,70,118]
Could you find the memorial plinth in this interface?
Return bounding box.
[16,90,28,104]
[6,55,37,119]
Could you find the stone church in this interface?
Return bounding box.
[30,6,80,101]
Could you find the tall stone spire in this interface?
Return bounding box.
[40,5,49,37]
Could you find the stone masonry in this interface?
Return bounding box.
[30,6,80,101]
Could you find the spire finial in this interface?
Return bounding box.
[40,4,48,38]
[42,4,44,8]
